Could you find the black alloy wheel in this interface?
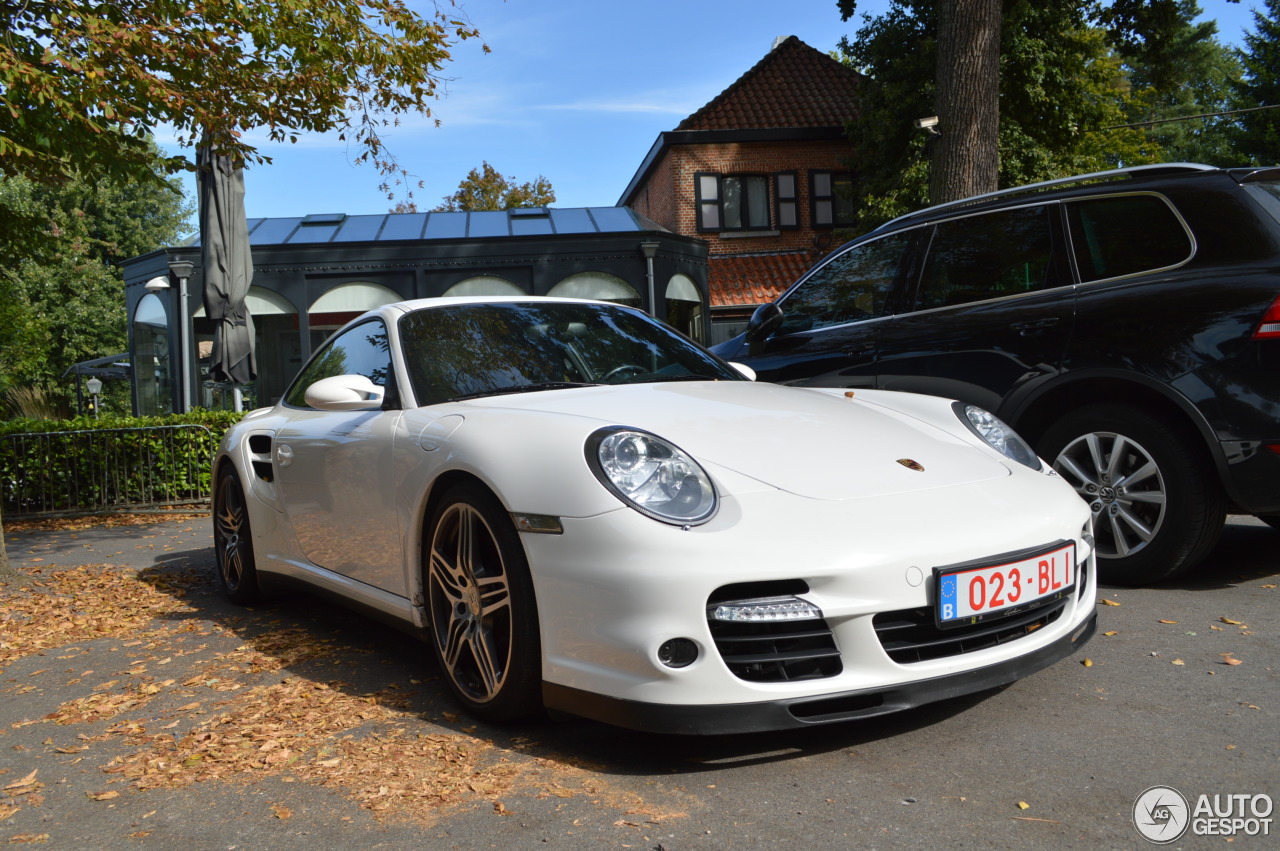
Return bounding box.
[213,466,264,604]
[425,482,542,722]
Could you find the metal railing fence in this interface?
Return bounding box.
[1,425,217,518]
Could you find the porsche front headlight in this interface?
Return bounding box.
[955,403,1042,471]
[586,427,717,525]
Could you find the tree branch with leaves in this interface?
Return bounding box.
[0,0,487,196]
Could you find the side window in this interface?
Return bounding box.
[1244,181,1280,226]
[284,319,391,408]
[915,205,1058,311]
[777,231,913,334]
[1066,194,1193,282]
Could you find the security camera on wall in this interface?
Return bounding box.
[144,276,170,293]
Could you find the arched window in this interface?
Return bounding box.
[442,276,526,297]
[308,282,401,349]
[194,286,302,408]
[665,274,705,342]
[547,272,641,307]
[132,293,172,416]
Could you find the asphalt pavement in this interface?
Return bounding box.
[2,514,1278,850]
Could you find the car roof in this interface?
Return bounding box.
[871,163,1225,235]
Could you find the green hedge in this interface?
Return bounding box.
[1,410,247,515]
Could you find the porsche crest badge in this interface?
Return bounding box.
[896,458,925,472]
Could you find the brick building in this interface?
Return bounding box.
[618,36,869,337]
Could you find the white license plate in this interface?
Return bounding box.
[935,542,1076,628]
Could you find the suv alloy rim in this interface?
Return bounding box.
[1052,431,1168,559]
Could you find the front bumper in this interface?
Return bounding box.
[545,610,1096,734]
[521,472,1096,730]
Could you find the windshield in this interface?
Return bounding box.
[399,301,742,405]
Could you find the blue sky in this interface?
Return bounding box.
[165,0,1263,224]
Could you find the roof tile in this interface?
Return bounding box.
[677,36,867,132]
[709,252,813,306]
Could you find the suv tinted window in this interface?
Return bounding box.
[284,319,391,407]
[915,204,1058,311]
[1244,181,1280,226]
[1066,194,1193,282]
[777,231,912,334]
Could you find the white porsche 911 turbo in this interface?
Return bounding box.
[213,296,1097,734]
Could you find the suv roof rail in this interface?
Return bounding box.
[875,163,1219,232]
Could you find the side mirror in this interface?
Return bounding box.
[729,362,757,381]
[745,302,784,355]
[304,374,386,411]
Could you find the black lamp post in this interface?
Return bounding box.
[167,259,195,412]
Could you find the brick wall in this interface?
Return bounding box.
[631,138,856,257]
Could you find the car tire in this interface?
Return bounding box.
[1039,404,1225,587]
[424,482,542,722]
[213,466,264,604]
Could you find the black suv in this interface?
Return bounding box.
[712,164,1280,586]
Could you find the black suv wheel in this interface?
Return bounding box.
[1039,405,1225,586]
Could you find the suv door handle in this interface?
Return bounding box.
[1011,318,1060,336]
[845,347,875,362]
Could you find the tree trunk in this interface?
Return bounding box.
[931,0,1002,204]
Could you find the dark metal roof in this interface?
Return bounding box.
[188,207,669,247]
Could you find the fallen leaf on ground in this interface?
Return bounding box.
[1158,619,1178,624]
[1220,617,1244,625]
[1017,801,1030,810]
[1100,598,1121,606]
[4,769,38,791]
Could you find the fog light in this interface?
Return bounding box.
[710,596,821,623]
[657,638,699,668]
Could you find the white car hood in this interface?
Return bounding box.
[462,382,1009,500]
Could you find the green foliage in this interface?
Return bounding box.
[433,162,557,212]
[1,1,486,196]
[1233,0,1280,164]
[835,0,1241,229]
[0,410,245,516]
[0,148,190,409]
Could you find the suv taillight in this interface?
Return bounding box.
[1256,295,1280,339]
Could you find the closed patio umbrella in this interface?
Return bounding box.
[198,137,256,401]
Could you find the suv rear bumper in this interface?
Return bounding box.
[1220,439,1280,515]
